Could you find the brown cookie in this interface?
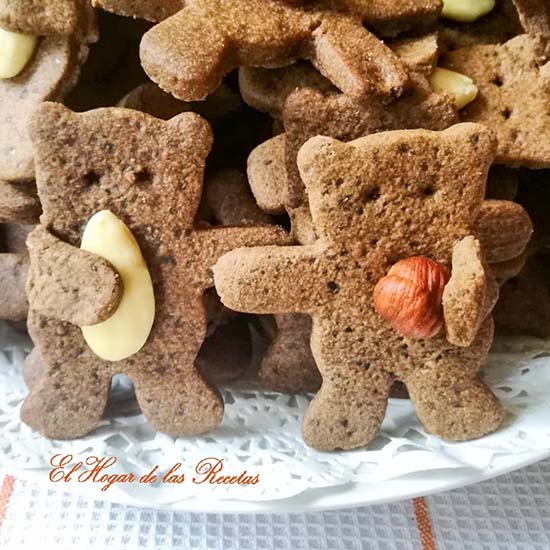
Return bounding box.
[203,169,272,227]
[472,199,533,263]
[215,124,510,450]
[258,313,321,394]
[26,227,123,326]
[443,34,550,168]
[197,316,253,385]
[22,102,291,439]
[283,75,459,211]
[247,134,288,216]
[118,82,242,121]
[389,32,440,76]
[443,236,499,347]
[122,0,447,102]
[239,33,440,119]
[239,62,336,121]
[0,2,97,181]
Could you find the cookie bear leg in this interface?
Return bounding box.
[259,313,321,394]
[302,364,392,450]
[404,320,503,440]
[406,373,502,440]
[20,362,112,439]
[301,323,392,450]
[132,348,224,437]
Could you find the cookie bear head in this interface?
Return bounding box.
[30,102,212,245]
[297,123,496,264]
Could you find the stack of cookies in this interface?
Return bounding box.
[0,0,546,451]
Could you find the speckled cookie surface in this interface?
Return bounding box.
[215,124,505,450]
[137,0,436,102]
[283,75,458,210]
[22,103,290,439]
[239,33,440,120]
[443,236,499,347]
[0,0,97,40]
[444,34,550,168]
[26,227,123,326]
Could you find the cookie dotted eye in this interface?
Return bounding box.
[134,168,151,185]
[501,108,512,120]
[83,171,100,188]
[364,187,381,202]
[421,184,435,197]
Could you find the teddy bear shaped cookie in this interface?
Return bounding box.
[21,102,289,440]
[0,0,97,181]
[93,0,445,102]
[214,123,532,450]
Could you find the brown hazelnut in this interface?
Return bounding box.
[373,257,449,339]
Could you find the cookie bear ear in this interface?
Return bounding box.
[441,123,497,163]
[297,135,348,184]
[166,111,213,163]
[28,101,80,148]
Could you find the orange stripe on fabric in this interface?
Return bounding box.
[0,475,15,529]
[413,497,436,550]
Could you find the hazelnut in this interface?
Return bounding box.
[373,257,449,339]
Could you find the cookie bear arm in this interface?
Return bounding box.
[511,0,550,43]
[442,236,498,347]
[192,224,293,280]
[26,227,123,327]
[473,200,533,263]
[309,15,408,101]
[213,245,324,314]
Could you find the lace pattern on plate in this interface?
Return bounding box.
[0,321,549,505]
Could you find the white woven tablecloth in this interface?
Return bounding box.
[1,458,549,550]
